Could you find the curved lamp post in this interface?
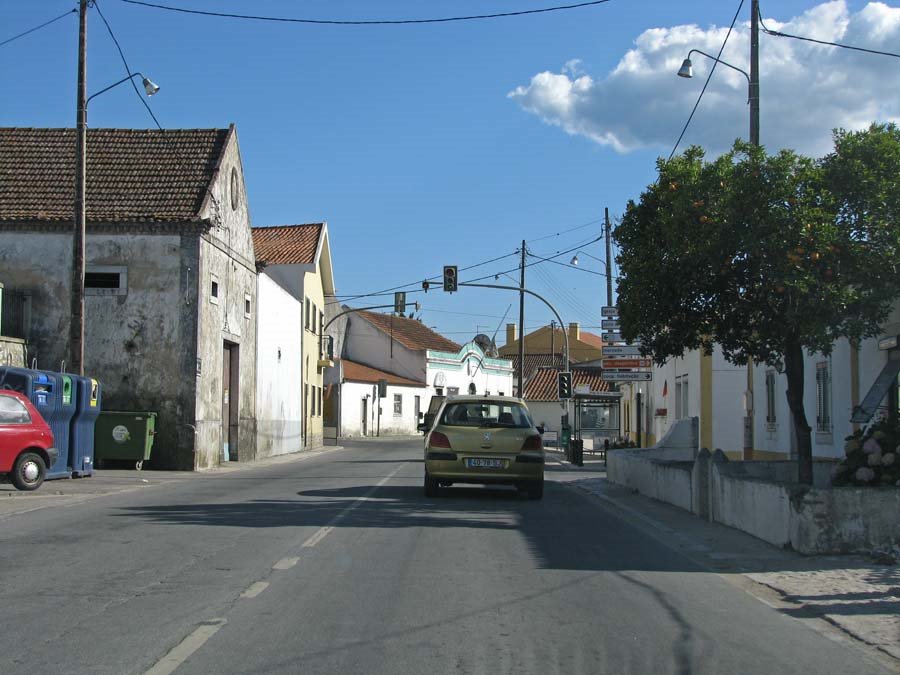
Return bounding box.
[70,72,159,375]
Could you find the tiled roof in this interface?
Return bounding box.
[523,366,611,402]
[580,331,604,349]
[252,223,323,265]
[356,311,461,353]
[339,359,424,387]
[0,127,230,223]
[509,354,571,383]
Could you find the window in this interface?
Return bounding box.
[85,266,127,296]
[319,311,324,337]
[305,298,310,330]
[816,360,832,433]
[499,392,505,397]
[311,303,317,332]
[210,276,219,305]
[765,370,777,428]
[244,294,252,318]
[447,387,459,396]
[394,394,402,416]
[319,387,323,417]
[0,394,30,424]
[439,401,533,428]
[435,387,444,396]
[414,395,421,420]
[675,375,689,419]
[468,383,477,395]
[304,384,309,417]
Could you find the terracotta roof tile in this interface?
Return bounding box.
[580,331,604,349]
[339,359,424,387]
[356,311,461,353]
[523,366,611,402]
[509,354,571,383]
[252,223,323,265]
[0,127,230,223]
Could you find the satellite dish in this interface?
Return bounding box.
[474,334,498,358]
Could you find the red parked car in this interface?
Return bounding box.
[0,390,57,491]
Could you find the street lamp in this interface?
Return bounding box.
[678,50,750,101]
[570,254,579,266]
[70,72,159,375]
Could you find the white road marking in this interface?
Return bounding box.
[273,556,300,570]
[240,581,270,598]
[144,618,227,675]
[300,463,404,548]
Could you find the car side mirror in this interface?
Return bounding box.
[536,424,545,435]
[417,423,428,433]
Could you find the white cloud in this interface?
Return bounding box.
[508,1,900,156]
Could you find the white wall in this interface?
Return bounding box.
[338,380,426,437]
[256,273,303,457]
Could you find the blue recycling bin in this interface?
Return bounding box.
[0,367,72,478]
[69,376,101,477]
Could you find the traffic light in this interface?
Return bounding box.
[558,371,573,400]
[394,291,406,314]
[422,280,430,293]
[443,265,458,292]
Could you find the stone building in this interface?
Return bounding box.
[0,126,257,470]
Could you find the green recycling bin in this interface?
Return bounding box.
[94,411,157,470]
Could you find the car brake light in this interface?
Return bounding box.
[429,431,452,449]
[521,434,543,451]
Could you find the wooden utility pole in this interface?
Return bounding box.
[517,240,526,397]
[604,207,613,306]
[745,0,760,459]
[70,0,88,375]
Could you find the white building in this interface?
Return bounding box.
[751,303,900,460]
[252,223,336,455]
[325,310,514,436]
[619,346,746,455]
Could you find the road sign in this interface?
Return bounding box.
[601,358,652,369]
[604,371,652,382]
[602,332,623,342]
[878,335,898,350]
[442,266,458,292]
[601,319,620,330]
[601,345,643,357]
[601,306,618,317]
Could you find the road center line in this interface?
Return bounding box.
[301,463,404,549]
[144,618,227,675]
[273,556,300,570]
[240,581,269,598]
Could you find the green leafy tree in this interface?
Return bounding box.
[615,125,900,485]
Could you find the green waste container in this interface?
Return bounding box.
[94,411,157,470]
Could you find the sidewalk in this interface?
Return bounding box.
[0,444,346,521]
[546,450,900,666]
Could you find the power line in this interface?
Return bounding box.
[668,0,744,160]
[526,217,604,243]
[117,0,613,25]
[0,8,77,48]
[759,7,900,59]
[526,250,608,276]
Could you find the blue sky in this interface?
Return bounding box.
[2,0,897,345]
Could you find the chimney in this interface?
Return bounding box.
[568,322,581,342]
[506,323,517,347]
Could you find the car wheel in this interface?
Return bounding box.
[424,473,440,498]
[11,451,46,491]
[526,479,544,500]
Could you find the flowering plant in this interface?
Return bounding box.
[833,417,900,487]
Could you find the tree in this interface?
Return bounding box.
[615,125,900,485]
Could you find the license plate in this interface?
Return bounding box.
[465,458,506,469]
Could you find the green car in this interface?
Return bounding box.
[421,396,544,500]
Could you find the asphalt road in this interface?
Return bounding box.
[0,437,894,675]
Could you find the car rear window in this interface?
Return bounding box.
[0,394,31,424]
[439,401,533,428]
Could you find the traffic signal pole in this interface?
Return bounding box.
[518,241,526,398]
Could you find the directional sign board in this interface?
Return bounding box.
[602,332,623,343]
[601,306,618,317]
[601,358,652,369]
[604,371,652,382]
[602,345,643,357]
[601,319,620,330]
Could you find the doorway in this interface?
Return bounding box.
[222,341,239,461]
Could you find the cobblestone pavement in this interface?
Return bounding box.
[546,450,900,668]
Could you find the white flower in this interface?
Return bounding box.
[882,453,896,466]
[868,453,883,467]
[855,467,876,482]
[863,438,882,455]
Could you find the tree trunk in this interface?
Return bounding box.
[784,337,813,485]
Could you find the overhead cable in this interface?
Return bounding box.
[0,8,76,48]
[758,7,900,59]
[117,0,612,25]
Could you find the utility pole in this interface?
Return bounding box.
[745,0,760,459]
[517,240,526,397]
[604,207,613,307]
[636,390,643,447]
[70,0,88,376]
[550,320,555,368]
